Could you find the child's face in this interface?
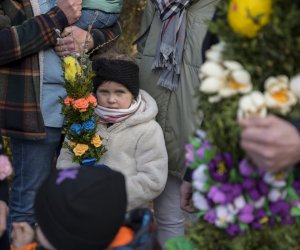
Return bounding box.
[96,81,134,109]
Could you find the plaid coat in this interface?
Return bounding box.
[0,0,121,140]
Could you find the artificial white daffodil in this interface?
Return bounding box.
[219,66,252,97]
[264,75,297,114]
[237,91,267,119]
[290,74,300,99]
[199,59,253,102]
[205,42,225,62]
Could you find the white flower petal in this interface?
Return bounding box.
[192,192,210,211]
[234,195,246,210]
[223,60,243,71]
[208,95,222,103]
[290,74,300,98]
[231,69,252,85]
[254,197,266,208]
[200,77,224,94]
[206,49,222,62]
[268,188,281,202]
[200,61,225,78]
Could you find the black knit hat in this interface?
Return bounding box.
[92,58,140,98]
[35,166,127,250]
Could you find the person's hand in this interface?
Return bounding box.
[56,0,82,25]
[11,222,35,249]
[0,200,8,237]
[239,115,300,172]
[180,180,195,213]
[54,26,94,57]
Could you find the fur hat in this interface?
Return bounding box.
[92,58,140,99]
[35,166,127,250]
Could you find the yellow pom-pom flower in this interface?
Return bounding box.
[227,0,272,38]
[63,56,82,82]
[73,143,89,156]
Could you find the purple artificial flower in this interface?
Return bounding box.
[207,186,227,204]
[196,140,211,158]
[248,188,262,202]
[270,200,294,225]
[293,180,300,196]
[185,144,194,167]
[232,184,243,197]
[208,152,234,183]
[204,210,217,224]
[239,159,256,177]
[242,178,256,190]
[226,224,242,236]
[257,180,269,196]
[238,204,255,224]
[220,183,243,203]
[270,200,290,217]
[251,208,269,230]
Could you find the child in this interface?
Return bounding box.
[56,53,168,211]
[10,166,161,250]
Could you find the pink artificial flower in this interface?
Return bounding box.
[0,155,13,180]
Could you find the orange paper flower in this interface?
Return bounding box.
[64,96,74,106]
[72,98,89,112]
[87,95,97,107]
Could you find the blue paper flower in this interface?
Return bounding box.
[70,123,82,135]
[81,157,96,166]
[82,119,95,131]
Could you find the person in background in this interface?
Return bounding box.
[0,135,13,250]
[10,166,160,250]
[57,52,168,211]
[136,0,218,247]
[0,0,121,232]
[75,0,123,30]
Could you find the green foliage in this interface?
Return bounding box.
[165,236,196,250]
[186,222,300,250]
[199,94,243,164]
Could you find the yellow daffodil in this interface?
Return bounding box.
[73,143,89,156]
[227,0,272,38]
[91,135,102,148]
[63,56,82,82]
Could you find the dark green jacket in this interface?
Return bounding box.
[136,0,218,177]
